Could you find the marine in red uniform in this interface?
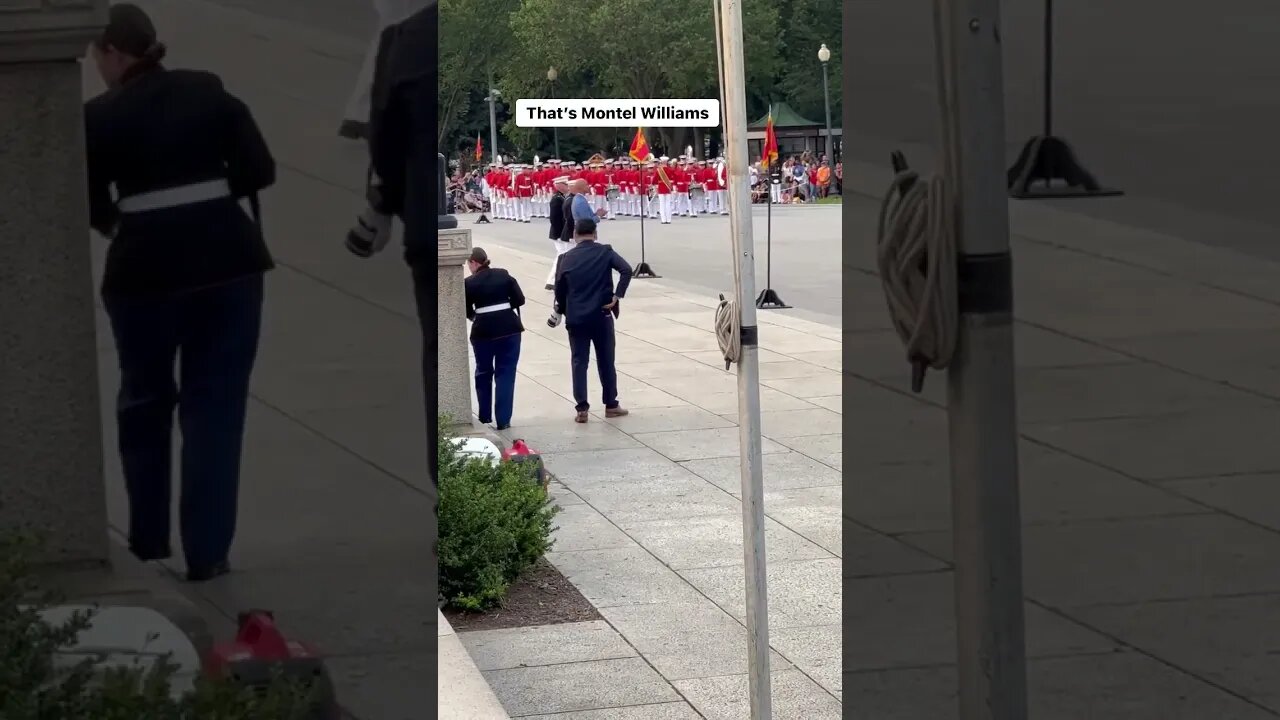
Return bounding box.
[514,164,534,222]
[672,160,692,217]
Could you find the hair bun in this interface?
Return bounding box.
[144,42,167,62]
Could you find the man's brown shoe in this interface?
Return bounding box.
[575,411,589,423]
[605,407,629,418]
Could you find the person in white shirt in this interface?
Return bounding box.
[340,0,428,139]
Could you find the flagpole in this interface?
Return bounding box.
[633,128,660,278]
[720,0,772,715]
[756,106,789,309]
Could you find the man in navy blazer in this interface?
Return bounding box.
[552,218,634,423]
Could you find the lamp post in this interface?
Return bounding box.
[486,71,500,165]
[547,67,560,159]
[818,43,834,161]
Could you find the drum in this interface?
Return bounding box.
[647,187,657,200]
[606,185,621,201]
[689,183,706,201]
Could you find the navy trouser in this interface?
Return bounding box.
[103,273,263,572]
[567,315,618,412]
[473,333,522,427]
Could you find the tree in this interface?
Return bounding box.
[438,0,521,147]
[440,0,812,158]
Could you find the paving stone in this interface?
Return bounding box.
[843,442,1203,534]
[1025,406,1280,480]
[1015,361,1267,423]
[675,669,841,720]
[1163,473,1280,531]
[775,433,843,469]
[808,394,841,413]
[763,486,841,555]
[900,514,1280,607]
[550,503,638,553]
[598,602,791,681]
[842,571,1116,671]
[1073,594,1280,711]
[603,405,736,434]
[843,518,946,575]
[1111,328,1280,398]
[761,372,844,398]
[460,621,635,671]
[688,387,820,414]
[541,448,690,487]
[680,558,842,629]
[326,652,432,720]
[507,421,644,454]
[520,702,702,719]
[484,657,680,717]
[547,547,705,608]
[618,514,834,570]
[842,651,1280,719]
[754,359,843,380]
[633,427,788,462]
[573,476,743,524]
[682,451,843,496]
[769,625,841,694]
[719,407,843,439]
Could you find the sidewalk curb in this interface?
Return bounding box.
[438,610,510,720]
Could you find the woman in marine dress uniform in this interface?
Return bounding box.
[86,4,276,582]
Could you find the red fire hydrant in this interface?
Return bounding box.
[502,439,547,489]
[206,610,340,719]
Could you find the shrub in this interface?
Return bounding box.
[437,416,559,611]
[0,534,316,719]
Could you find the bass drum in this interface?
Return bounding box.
[606,185,621,201]
[688,183,706,201]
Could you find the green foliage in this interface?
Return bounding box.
[440,0,819,160]
[0,535,316,719]
[437,417,560,611]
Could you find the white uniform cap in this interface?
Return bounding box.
[553,175,571,183]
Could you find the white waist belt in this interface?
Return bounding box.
[475,303,512,314]
[117,179,232,213]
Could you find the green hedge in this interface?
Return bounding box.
[0,535,316,719]
[438,417,559,611]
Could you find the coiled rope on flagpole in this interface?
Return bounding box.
[715,293,740,370]
[876,167,959,389]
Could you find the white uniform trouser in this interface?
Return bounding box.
[519,197,532,222]
[658,194,673,223]
[344,0,423,124]
[545,239,573,286]
[713,189,726,213]
[770,183,783,203]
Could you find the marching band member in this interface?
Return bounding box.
[673,158,693,218]
[696,159,713,214]
[515,164,534,222]
[644,159,659,219]
[655,156,675,224]
[604,159,619,219]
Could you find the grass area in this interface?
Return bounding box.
[816,195,843,204]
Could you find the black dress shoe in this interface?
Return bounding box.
[544,283,555,291]
[496,423,511,431]
[186,561,230,583]
[338,119,368,140]
[130,545,172,562]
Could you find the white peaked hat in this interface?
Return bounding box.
[658,156,669,161]
[553,175,571,183]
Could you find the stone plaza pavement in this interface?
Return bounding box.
[87,2,432,718]
[463,161,1280,719]
[459,225,845,719]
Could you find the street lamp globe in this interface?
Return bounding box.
[547,66,557,82]
[818,43,830,64]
